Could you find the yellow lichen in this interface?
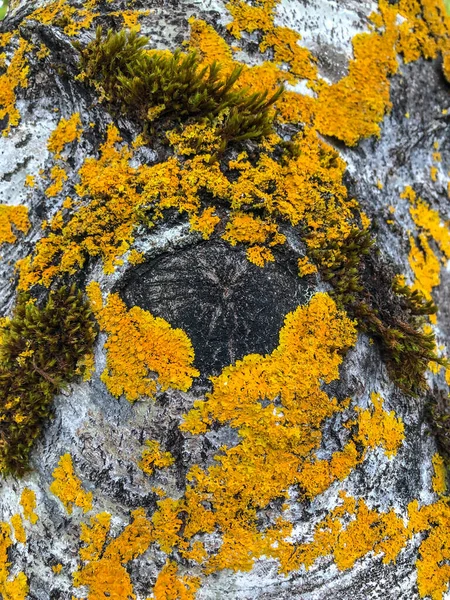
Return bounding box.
[432,453,447,495]
[24,175,35,188]
[47,113,83,158]
[50,453,93,515]
[139,440,175,476]
[297,256,317,277]
[86,282,199,402]
[0,521,28,600]
[45,165,68,197]
[0,205,30,246]
[408,233,440,301]
[128,249,146,265]
[354,392,405,458]
[10,515,25,545]
[20,489,38,525]
[314,3,399,145]
[0,37,31,136]
[52,564,63,574]
[189,208,220,240]
[179,293,357,572]
[74,508,153,599]
[150,561,200,600]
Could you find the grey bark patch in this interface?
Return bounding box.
[115,240,310,378]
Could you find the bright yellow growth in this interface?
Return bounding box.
[47,113,83,157]
[139,440,175,476]
[20,488,38,524]
[189,208,220,240]
[10,515,26,545]
[128,249,146,265]
[432,453,447,495]
[52,564,63,574]
[50,453,93,515]
[151,561,200,600]
[0,205,30,246]
[408,234,440,301]
[179,293,358,572]
[24,175,35,188]
[297,256,317,277]
[0,522,28,600]
[0,37,31,136]
[354,392,405,458]
[86,282,199,401]
[74,508,153,599]
[315,3,399,145]
[45,165,68,197]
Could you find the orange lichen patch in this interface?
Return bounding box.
[408,499,450,600]
[431,165,438,181]
[15,125,181,286]
[167,121,224,157]
[259,26,317,81]
[297,256,317,277]
[50,453,93,515]
[10,515,26,545]
[0,521,29,599]
[189,208,220,240]
[354,392,405,458]
[409,196,450,259]
[188,17,234,68]
[0,205,30,246]
[16,119,356,290]
[24,175,35,188]
[226,0,277,39]
[408,233,440,301]
[396,0,450,64]
[151,498,184,554]
[179,293,357,572]
[246,244,275,266]
[128,249,146,265]
[79,513,111,562]
[45,165,68,198]
[26,0,99,37]
[20,489,38,525]
[86,282,199,402]
[296,393,404,498]
[52,564,63,574]
[432,453,447,495]
[0,37,31,136]
[74,508,153,600]
[36,44,51,60]
[139,440,175,476]
[222,212,285,248]
[150,561,201,600]
[0,33,13,48]
[109,9,151,32]
[47,113,83,158]
[314,3,399,145]
[296,442,360,499]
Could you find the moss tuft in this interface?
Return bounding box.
[0,285,96,476]
[77,27,283,148]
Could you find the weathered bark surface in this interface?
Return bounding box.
[0,1,449,599]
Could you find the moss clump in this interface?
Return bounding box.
[308,228,373,307]
[309,229,444,396]
[77,27,282,148]
[0,285,96,476]
[353,254,444,396]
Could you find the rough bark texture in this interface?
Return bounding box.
[0,1,449,599]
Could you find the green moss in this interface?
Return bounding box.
[0,285,96,476]
[76,27,283,148]
[309,229,444,396]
